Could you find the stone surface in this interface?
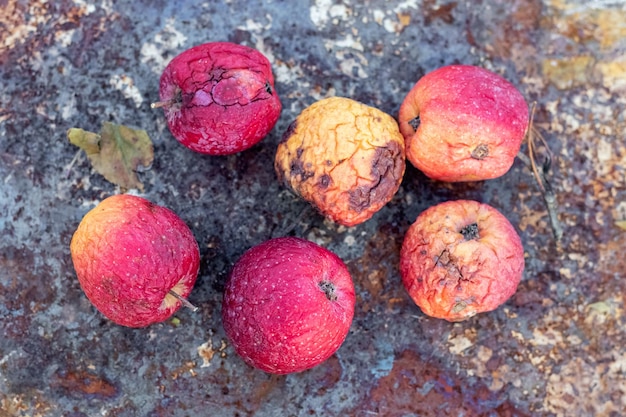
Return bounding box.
[1,0,625,416]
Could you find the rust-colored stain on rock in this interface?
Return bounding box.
[353,349,531,417]
[52,369,118,400]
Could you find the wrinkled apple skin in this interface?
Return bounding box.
[400,200,524,321]
[70,194,200,327]
[158,41,282,155]
[275,97,406,227]
[398,65,528,182]
[222,237,355,374]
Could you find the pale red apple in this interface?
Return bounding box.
[398,65,528,182]
[400,199,524,321]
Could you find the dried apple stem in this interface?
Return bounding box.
[168,289,199,312]
[150,100,172,109]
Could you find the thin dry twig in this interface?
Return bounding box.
[64,149,83,178]
[518,102,563,247]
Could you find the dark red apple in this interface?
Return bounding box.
[154,41,282,155]
[222,237,355,374]
[400,200,524,321]
[70,194,200,327]
[398,65,528,182]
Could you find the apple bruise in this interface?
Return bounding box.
[435,249,462,281]
[347,142,405,213]
[433,220,486,317]
[438,222,481,314]
[274,97,406,227]
[185,67,274,109]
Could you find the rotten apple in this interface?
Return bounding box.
[400,200,524,321]
[153,41,282,155]
[275,96,406,227]
[222,236,355,374]
[70,194,200,327]
[398,65,528,182]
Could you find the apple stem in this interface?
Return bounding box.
[150,100,171,109]
[168,289,199,312]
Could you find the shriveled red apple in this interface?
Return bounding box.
[70,194,200,327]
[400,200,524,321]
[398,65,528,182]
[222,237,355,374]
[153,41,282,155]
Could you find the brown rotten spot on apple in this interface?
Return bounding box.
[153,41,282,155]
[400,200,524,321]
[275,97,406,227]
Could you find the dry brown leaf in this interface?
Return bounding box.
[67,122,154,191]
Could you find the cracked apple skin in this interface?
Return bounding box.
[222,237,355,374]
[158,42,282,155]
[70,194,200,327]
[400,200,524,321]
[275,97,406,227]
[398,65,528,182]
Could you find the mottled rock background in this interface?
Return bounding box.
[1,0,625,416]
